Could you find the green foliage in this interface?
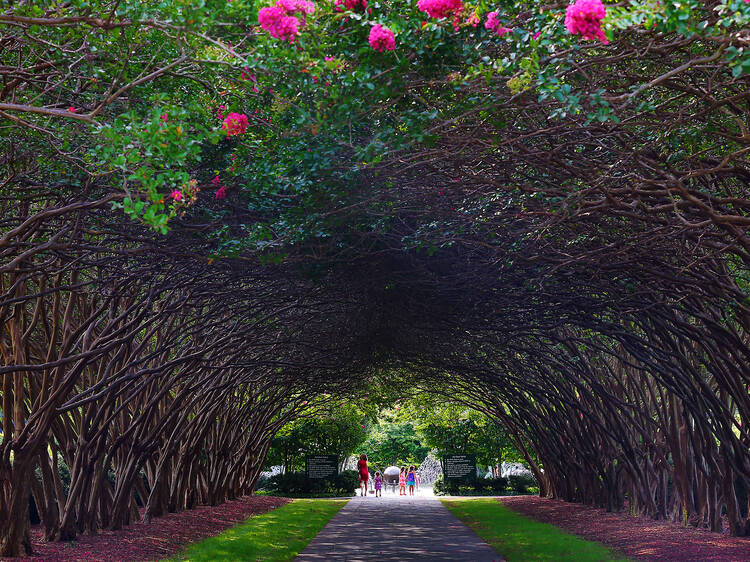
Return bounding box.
[358,421,430,469]
[5,0,748,245]
[171,498,348,561]
[442,498,629,561]
[265,406,368,472]
[507,473,537,494]
[404,397,519,467]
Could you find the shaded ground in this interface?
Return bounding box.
[296,493,502,561]
[500,496,750,562]
[1,496,289,562]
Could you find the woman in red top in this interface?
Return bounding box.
[357,453,369,497]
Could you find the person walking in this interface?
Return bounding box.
[357,454,369,497]
[399,466,407,496]
[407,466,416,496]
[374,471,382,497]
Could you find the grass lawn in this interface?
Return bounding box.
[170,498,347,561]
[442,498,629,562]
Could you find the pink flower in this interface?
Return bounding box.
[222,112,249,137]
[215,185,227,199]
[564,0,608,44]
[485,11,500,30]
[212,175,221,186]
[369,24,395,52]
[258,5,300,41]
[68,106,76,113]
[533,31,541,40]
[417,0,462,19]
[276,0,315,15]
[485,11,511,36]
[240,68,257,82]
[465,13,480,27]
[170,190,183,201]
[335,0,367,11]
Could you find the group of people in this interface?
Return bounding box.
[356,454,420,497]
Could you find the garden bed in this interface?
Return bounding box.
[500,496,750,561]
[1,496,289,562]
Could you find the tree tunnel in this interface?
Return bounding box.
[2,0,750,556]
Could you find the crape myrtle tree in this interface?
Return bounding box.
[0,210,369,554]
[3,0,750,556]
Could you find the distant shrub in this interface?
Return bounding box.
[507,473,536,494]
[334,470,359,493]
[433,474,458,496]
[433,474,507,496]
[261,470,358,497]
[487,476,507,492]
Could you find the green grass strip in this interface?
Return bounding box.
[171,498,348,561]
[441,498,630,562]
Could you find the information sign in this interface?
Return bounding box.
[305,455,338,480]
[443,454,477,483]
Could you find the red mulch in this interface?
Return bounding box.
[500,495,750,561]
[2,495,290,562]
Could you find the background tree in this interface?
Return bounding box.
[265,404,369,472]
[358,420,430,469]
[410,401,520,469]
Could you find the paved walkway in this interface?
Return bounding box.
[296,492,502,561]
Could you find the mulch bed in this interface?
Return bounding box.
[500,495,750,561]
[2,495,290,562]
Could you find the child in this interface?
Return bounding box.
[374,471,382,497]
[407,465,416,496]
[357,453,369,497]
[399,466,407,496]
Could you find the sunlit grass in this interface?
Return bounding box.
[442,498,630,562]
[170,498,347,561]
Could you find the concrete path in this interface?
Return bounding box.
[296,493,502,561]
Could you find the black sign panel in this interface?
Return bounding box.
[443,454,476,482]
[305,455,338,480]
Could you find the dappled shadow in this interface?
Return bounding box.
[296,495,502,561]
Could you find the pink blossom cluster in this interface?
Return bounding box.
[222,112,249,138]
[564,0,608,44]
[417,0,462,19]
[485,11,511,36]
[334,0,367,12]
[369,24,395,52]
[258,0,315,41]
[212,175,227,200]
[277,0,315,15]
[465,13,480,27]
